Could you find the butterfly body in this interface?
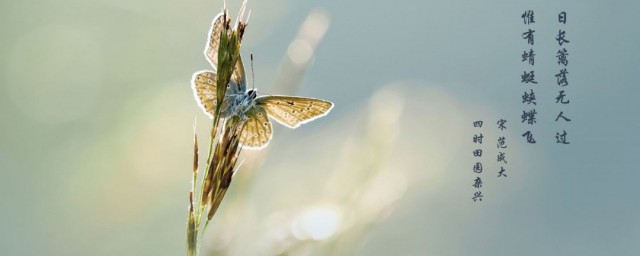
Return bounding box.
[220,88,257,120]
[192,13,333,150]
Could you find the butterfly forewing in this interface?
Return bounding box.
[229,56,247,94]
[191,70,221,118]
[240,106,273,149]
[256,96,334,128]
[204,13,225,70]
[203,12,246,95]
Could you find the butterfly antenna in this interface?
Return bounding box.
[249,54,273,96]
[250,53,256,90]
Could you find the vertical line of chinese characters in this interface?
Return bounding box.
[521,10,538,144]
[497,119,508,178]
[472,121,484,202]
[554,11,571,144]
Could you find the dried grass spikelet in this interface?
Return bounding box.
[203,116,246,220]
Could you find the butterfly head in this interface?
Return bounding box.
[247,89,258,100]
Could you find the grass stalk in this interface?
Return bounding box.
[186,3,249,255]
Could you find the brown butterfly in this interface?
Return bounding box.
[192,12,333,150]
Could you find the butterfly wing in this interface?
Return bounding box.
[256,96,334,128]
[229,56,247,94]
[192,53,248,118]
[191,70,222,118]
[204,12,225,70]
[239,105,273,149]
[202,11,246,94]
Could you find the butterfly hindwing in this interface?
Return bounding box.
[256,96,334,128]
[240,106,273,149]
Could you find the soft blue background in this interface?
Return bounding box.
[1,0,638,255]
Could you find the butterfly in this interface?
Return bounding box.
[192,12,334,150]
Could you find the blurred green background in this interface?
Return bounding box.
[2,0,639,255]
